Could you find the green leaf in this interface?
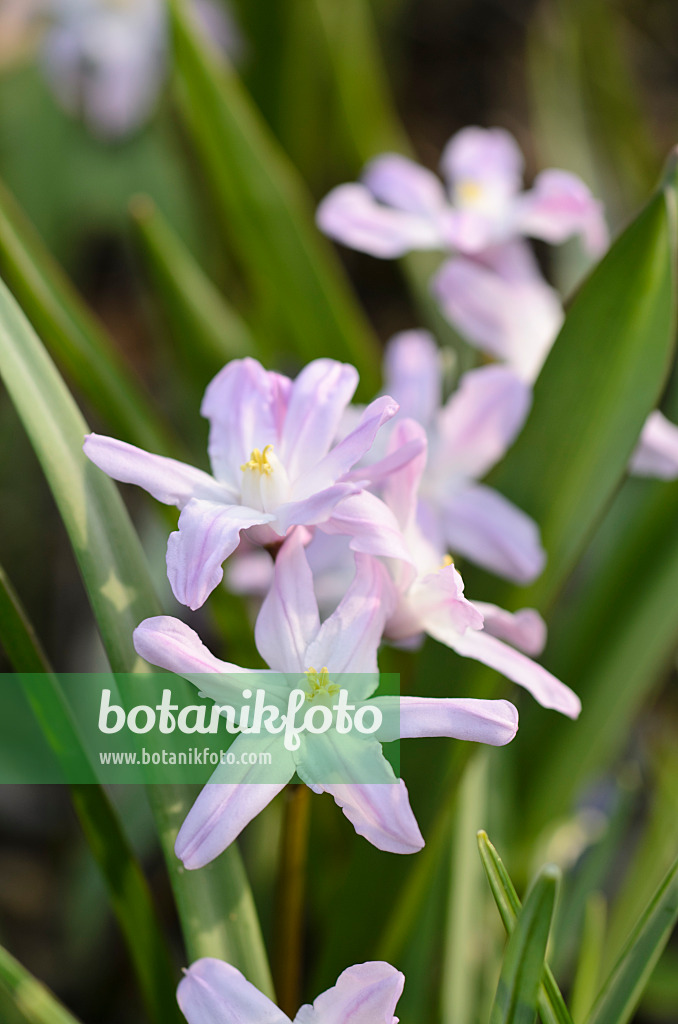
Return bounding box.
[478,158,677,612]
[0,564,181,1024]
[130,194,257,384]
[586,856,678,1024]
[478,831,574,1024]
[0,176,172,453]
[489,862,560,1024]
[0,275,274,996]
[168,0,380,391]
[570,892,607,1024]
[0,943,82,1024]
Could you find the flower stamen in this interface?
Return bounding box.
[304,666,341,702]
[241,444,274,475]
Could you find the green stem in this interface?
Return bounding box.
[274,785,311,1016]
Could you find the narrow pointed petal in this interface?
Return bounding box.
[382,419,428,532]
[363,153,448,215]
[442,483,546,584]
[449,628,581,718]
[295,963,404,1024]
[134,615,245,675]
[175,736,296,869]
[167,499,272,610]
[274,483,358,534]
[433,257,563,382]
[305,555,393,675]
[201,358,291,488]
[472,602,546,656]
[317,183,444,258]
[255,529,320,673]
[408,562,484,635]
[437,365,532,478]
[83,433,233,507]
[178,958,290,1024]
[293,396,399,499]
[382,330,442,428]
[319,491,413,563]
[441,126,524,197]
[629,410,678,480]
[280,359,358,479]
[373,695,518,746]
[516,169,608,255]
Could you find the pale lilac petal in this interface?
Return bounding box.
[437,365,532,479]
[406,563,484,640]
[83,434,233,507]
[441,126,524,197]
[295,963,404,1024]
[305,555,394,676]
[201,358,291,489]
[471,602,546,656]
[319,491,412,563]
[293,397,399,499]
[175,736,296,869]
[280,360,358,480]
[433,257,563,382]
[516,169,608,255]
[382,419,428,532]
[255,529,320,673]
[275,483,359,534]
[224,545,274,597]
[317,183,445,258]
[364,153,448,215]
[449,628,581,719]
[373,695,518,746]
[382,330,443,428]
[178,959,290,1024]
[342,435,426,488]
[629,410,678,480]
[133,616,245,676]
[442,483,546,584]
[167,499,272,610]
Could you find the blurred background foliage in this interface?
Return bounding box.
[0,1,678,1023]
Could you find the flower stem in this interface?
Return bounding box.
[274,784,312,1015]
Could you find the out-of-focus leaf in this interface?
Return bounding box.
[168,0,380,391]
[130,194,256,386]
[0,563,181,1024]
[585,856,678,1024]
[0,943,82,1024]
[0,177,172,454]
[478,831,573,1024]
[489,862,560,1024]
[0,276,274,996]
[570,892,606,1024]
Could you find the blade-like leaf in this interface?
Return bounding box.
[0,176,172,453]
[586,856,678,1024]
[168,0,380,390]
[0,943,82,1024]
[478,831,574,1024]
[489,862,560,1024]
[0,564,181,1024]
[0,275,273,996]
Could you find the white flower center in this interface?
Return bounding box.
[240,444,290,512]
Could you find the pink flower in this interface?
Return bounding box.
[134,530,518,867]
[84,357,401,610]
[177,958,404,1024]
[317,126,607,260]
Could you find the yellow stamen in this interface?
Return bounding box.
[241,444,274,475]
[304,666,341,701]
[457,179,485,206]
[441,554,454,568]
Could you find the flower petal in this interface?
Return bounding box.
[471,602,546,656]
[255,529,320,673]
[373,695,518,746]
[629,410,678,480]
[280,359,359,480]
[406,562,484,639]
[363,152,448,215]
[134,615,245,676]
[382,419,428,532]
[319,491,413,564]
[441,483,546,584]
[449,628,581,718]
[433,256,563,382]
[293,396,399,499]
[441,126,524,198]
[175,735,295,869]
[382,330,443,429]
[316,183,445,258]
[436,365,532,479]
[516,169,608,255]
[178,958,290,1024]
[83,433,233,507]
[167,499,273,610]
[275,483,359,535]
[294,963,404,1024]
[201,358,291,489]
